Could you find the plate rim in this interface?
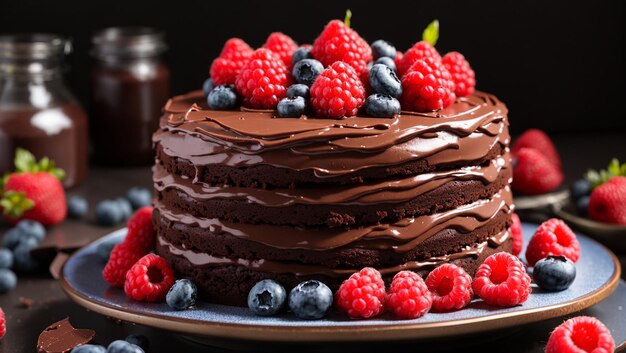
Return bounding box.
[59,226,622,342]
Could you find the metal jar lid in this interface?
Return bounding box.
[91,27,167,59]
[0,33,71,60]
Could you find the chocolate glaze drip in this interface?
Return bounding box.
[153,154,509,207]
[153,90,509,178]
[155,187,512,252]
[157,229,510,277]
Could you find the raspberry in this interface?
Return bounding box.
[400,57,456,112]
[310,61,366,118]
[472,252,531,307]
[442,51,475,97]
[311,19,372,73]
[512,147,564,195]
[210,38,253,86]
[102,242,145,287]
[394,51,403,73]
[588,176,626,225]
[546,316,614,353]
[124,254,176,302]
[387,271,432,319]
[397,41,441,77]
[511,129,562,169]
[425,264,473,312]
[526,218,581,266]
[335,267,386,319]
[0,307,5,339]
[511,213,524,256]
[125,207,155,252]
[234,48,290,109]
[263,32,298,67]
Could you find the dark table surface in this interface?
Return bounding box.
[0,133,625,353]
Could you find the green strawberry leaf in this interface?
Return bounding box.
[422,19,440,47]
[585,158,626,189]
[0,190,35,219]
[12,148,65,181]
[344,9,352,28]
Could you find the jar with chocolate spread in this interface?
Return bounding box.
[0,34,88,187]
[90,27,170,166]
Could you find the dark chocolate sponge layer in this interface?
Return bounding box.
[156,237,513,307]
[153,206,511,268]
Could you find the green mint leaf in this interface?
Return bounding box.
[422,19,439,46]
[344,9,352,28]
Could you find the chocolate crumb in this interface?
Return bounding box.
[37,317,95,353]
[18,296,35,309]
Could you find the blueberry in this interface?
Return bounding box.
[0,248,14,269]
[369,64,402,98]
[286,84,310,100]
[292,59,324,86]
[166,279,198,310]
[107,340,144,353]
[13,241,39,273]
[576,195,590,216]
[125,334,149,352]
[0,268,17,293]
[533,255,576,291]
[2,228,22,250]
[207,85,238,110]
[71,344,107,353]
[570,179,591,201]
[247,279,286,316]
[126,187,152,210]
[16,220,46,242]
[288,280,333,319]
[202,77,215,97]
[364,94,401,118]
[291,47,311,65]
[95,200,124,226]
[97,238,123,263]
[115,198,133,220]
[277,97,306,118]
[375,56,396,72]
[371,39,396,60]
[67,195,89,219]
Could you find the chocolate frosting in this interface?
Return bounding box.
[154,90,509,178]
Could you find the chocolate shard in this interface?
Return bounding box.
[37,317,95,353]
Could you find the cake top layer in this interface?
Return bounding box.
[156,90,508,177]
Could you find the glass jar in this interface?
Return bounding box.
[0,34,88,188]
[90,27,170,166]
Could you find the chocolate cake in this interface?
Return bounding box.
[152,90,512,306]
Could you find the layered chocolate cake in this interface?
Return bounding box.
[153,90,512,306]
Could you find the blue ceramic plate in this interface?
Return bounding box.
[60,223,620,342]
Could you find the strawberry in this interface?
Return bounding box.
[588,176,626,225]
[512,147,563,195]
[0,149,66,225]
[511,129,562,169]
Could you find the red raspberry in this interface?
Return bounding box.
[310,61,366,118]
[526,218,581,266]
[102,242,145,287]
[210,38,254,86]
[512,147,564,195]
[442,51,476,97]
[234,48,290,109]
[336,267,386,319]
[511,129,561,169]
[425,264,473,312]
[588,176,626,225]
[397,41,441,77]
[400,57,456,112]
[472,252,531,307]
[394,51,403,72]
[511,213,524,256]
[125,207,155,252]
[387,271,432,319]
[124,254,176,302]
[546,316,614,353]
[311,19,372,73]
[263,32,298,67]
[0,308,5,340]
[359,66,372,95]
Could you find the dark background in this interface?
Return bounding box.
[0,0,624,135]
